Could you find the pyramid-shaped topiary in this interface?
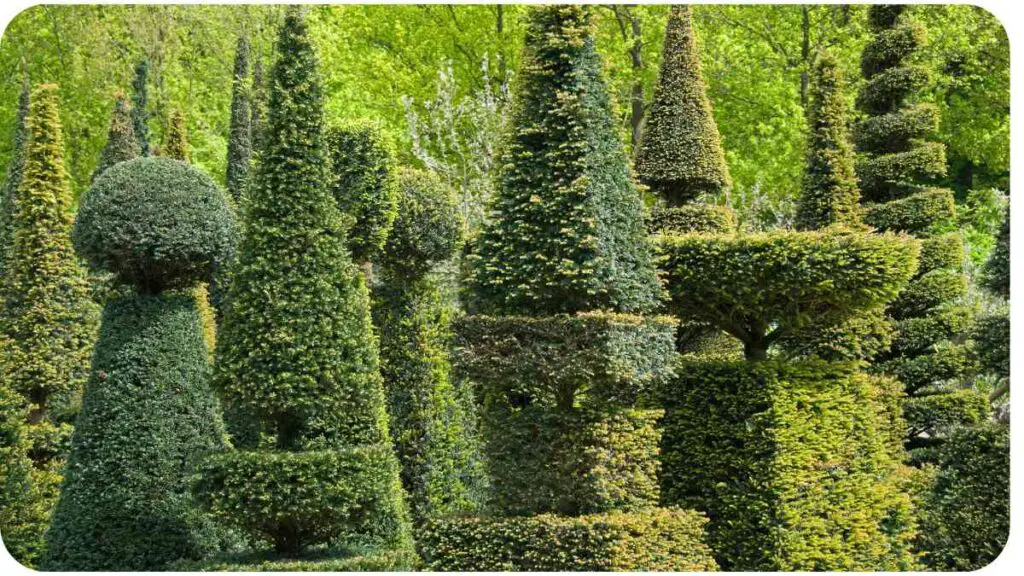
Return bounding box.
[91,91,140,182]
[226,35,252,201]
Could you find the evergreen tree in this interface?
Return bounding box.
[635,5,731,205]
[197,8,412,562]
[982,206,1009,299]
[226,35,252,201]
[92,91,140,182]
[250,53,267,159]
[795,52,862,230]
[131,59,151,155]
[466,5,660,317]
[0,84,99,568]
[0,76,29,278]
[163,109,190,162]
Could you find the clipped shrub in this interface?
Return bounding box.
[419,507,717,571]
[862,188,956,234]
[982,205,1009,298]
[887,268,967,320]
[326,120,399,264]
[635,5,730,204]
[131,59,150,155]
[91,91,140,182]
[172,546,419,572]
[853,103,938,153]
[902,388,988,442]
[380,168,463,277]
[973,310,1009,381]
[465,5,660,317]
[226,35,252,201]
[0,77,29,277]
[656,360,918,570]
[779,305,894,362]
[889,306,973,358]
[647,203,736,235]
[73,157,237,293]
[855,141,946,201]
[163,109,190,162]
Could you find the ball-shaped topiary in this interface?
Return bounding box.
[73,157,237,293]
[381,168,463,278]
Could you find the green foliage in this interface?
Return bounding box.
[250,55,268,161]
[795,52,861,230]
[226,36,252,201]
[42,294,230,570]
[981,205,1009,298]
[380,168,463,277]
[779,305,893,362]
[163,109,190,162]
[91,92,141,182]
[635,5,731,204]
[657,230,919,359]
[73,157,237,293]
[465,5,660,317]
[0,373,49,568]
[419,507,718,571]
[902,388,988,440]
[326,120,399,263]
[131,59,151,155]
[973,310,1009,380]
[647,203,736,235]
[887,269,967,320]
[656,360,918,570]
[173,546,419,572]
[916,423,1009,570]
[853,103,938,153]
[0,77,29,278]
[856,142,946,201]
[862,188,956,235]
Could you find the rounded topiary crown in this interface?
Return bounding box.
[73,156,236,293]
[381,168,463,278]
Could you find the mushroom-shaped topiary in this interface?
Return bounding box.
[73,157,236,293]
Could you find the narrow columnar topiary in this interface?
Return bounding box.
[131,58,151,155]
[0,85,99,568]
[635,5,731,205]
[250,54,267,159]
[0,76,29,278]
[91,91,141,182]
[796,52,862,230]
[163,109,190,162]
[199,9,413,564]
[226,35,252,202]
[326,121,399,264]
[465,5,660,317]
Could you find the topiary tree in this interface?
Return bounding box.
[635,5,730,206]
[0,76,29,278]
[326,120,399,264]
[226,35,252,202]
[163,109,190,162]
[194,9,413,566]
[982,205,1009,299]
[91,91,140,182]
[250,54,267,160]
[372,168,483,525]
[0,84,99,569]
[42,155,237,571]
[856,5,982,459]
[131,58,151,155]
[795,51,862,230]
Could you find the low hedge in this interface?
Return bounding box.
[655,360,917,570]
[482,407,661,516]
[453,312,677,410]
[647,204,736,235]
[862,188,955,235]
[418,507,718,571]
[172,544,419,572]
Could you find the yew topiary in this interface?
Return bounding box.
[131,59,151,155]
[0,77,29,278]
[226,35,252,201]
[162,109,190,162]
[91,91,140,182]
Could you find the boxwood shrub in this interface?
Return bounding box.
[419,507,717,571]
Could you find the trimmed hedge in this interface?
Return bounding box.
[862,188,956,234]
[73,157,237,293]
[855,65,930,116]
[889,305,973,358]
[380,167,463,278]
[902,388,988,437]
[973,310,1009,380]
[453,312,677,410]
[779,305,893,362]
[917,233,964,276]
[172,546,419,572]
[655,360,918,570]
[647,203,736,235]
[855,141,946,201]
[419,507,717,571]
[887,268,967,320]
[854,103,938,153]
[982,205,1009,298]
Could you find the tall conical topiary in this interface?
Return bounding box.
[856,5,983,461]
[226,35,252,201]
[0,84,99,568]
[163,109,190,162]
[195,8,413,565]
[0,76,29,278]
[635,5,731,205]
[465,5,660,317]
[131,59,151,155]
[92,91,141,182]
[796,52,862,230]
[250,54,267,159]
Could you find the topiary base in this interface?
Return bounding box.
[418,507,717,571]
[171,545,419,572]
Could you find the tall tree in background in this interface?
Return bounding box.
[226,36,251,201]
[0,76,28,277]
[130,59,151,156]
[91,92,141,182]
[249,54,267,159]
[856,5,983,461]
[0,84,99,568]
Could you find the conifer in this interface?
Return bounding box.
[226,35,252,201]
[92,92,140,182]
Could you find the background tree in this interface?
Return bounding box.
[91,92,140,182]
[0,76,28,278]
[162,109,189,162]
[130,58,151,155]
[226,36,251,201]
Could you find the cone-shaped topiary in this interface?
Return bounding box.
[91,91,140,182]
[0,76,29,278]
[199,8,413,562]
[635,5,731,205]
[250,54,267,160]
[796,52,862,230]
[131,58,151,155]
[465,5,660,317]
[0,84,99,569]
[326,120,399,264]
[163,109,190,162]
[226,36,252,202]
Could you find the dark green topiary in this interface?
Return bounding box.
[0,84,99,568]
[250,55,267,159]
[73,157,236,294]
[206,8,411,558]
[982,205,1009,299]
[647,203,736,236]
[163,109,190,162]
[635,5,730,205]
[796,52,862,230]
[226,35,252,202]
[42,294,231,570]
[91,91,141,183]
[465,5,660,317]
[326,121,399,264]
[131,59,151,155]
[0,76,29,278]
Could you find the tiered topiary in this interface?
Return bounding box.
[975,206,1010,395]
[226,35,252,202]
[163,109,190,162]
[42,155,236,570]
[131,58,151,155]
[326,120,399,265]
[0,84,100,569]
[856,5,984,460]
[193,9,414,569]
[427,6,716,571]
[0,76,29,277]
[91,91,141,182]
[372,167,484,525]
